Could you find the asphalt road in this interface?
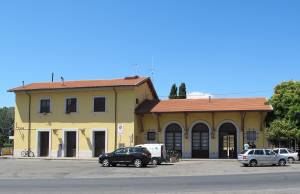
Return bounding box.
[0,172,299,194]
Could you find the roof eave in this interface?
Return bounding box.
[136,109,273,114]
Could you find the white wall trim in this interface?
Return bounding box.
[90,128,108,157]
[188,120,212,158]
[35,128,52,158]
[162,121,185,157]
[62,128,79,158]
[216,119,240,158]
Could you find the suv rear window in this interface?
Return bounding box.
[130,147,149,153]
[280,149,288,154]
[240,150,248,154]
[248,150,254,155]
[254,150,264,155]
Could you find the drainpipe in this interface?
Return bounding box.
[113,87,118,150]
[26,92,32,156]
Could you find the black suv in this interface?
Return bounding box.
[99,147,151,168]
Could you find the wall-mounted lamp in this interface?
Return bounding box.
[53,129,59,135]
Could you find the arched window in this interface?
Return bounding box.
[219,123,237,159]
[165,123,182,156]
[192,123,209,158]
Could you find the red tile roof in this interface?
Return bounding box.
[135,98,272,113]
[9,76,150,92]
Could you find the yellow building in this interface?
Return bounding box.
[8,76,272,159]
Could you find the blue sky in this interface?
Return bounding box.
[1,0,300,107]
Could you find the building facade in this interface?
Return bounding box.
[9,76,272,159]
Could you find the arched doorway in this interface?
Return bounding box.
[191,123,209,158]
[165,123,183,157]
[218,122,237,159]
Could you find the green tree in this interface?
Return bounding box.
[266,81,300,147]
[268,81,300,124]
[0,107,14,147]
[169,84,178,99]
[178,83,187,99]
[267,119,297,147]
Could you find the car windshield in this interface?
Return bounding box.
[288,149,295,153]
[273,149,279,154]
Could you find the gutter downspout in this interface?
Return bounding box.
[26,92,32,156]
[113,87,118,150]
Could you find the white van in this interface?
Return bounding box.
[135,144,166,165]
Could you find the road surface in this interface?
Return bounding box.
[0,172,299,194]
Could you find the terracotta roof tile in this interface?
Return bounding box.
[135,98,272,113]
[8,76,149,92]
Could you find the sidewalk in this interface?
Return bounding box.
[0,155,13,159]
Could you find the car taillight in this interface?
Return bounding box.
[243,156,247,160]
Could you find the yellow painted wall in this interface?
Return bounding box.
[13,81,268,159]
[13,87,138,158]
[138,111,268,158]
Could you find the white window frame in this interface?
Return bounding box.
[64,97,78,114]
[38,97,51,114]
[92,96,106,113]
[36,128,52,157]
[90,128,108,157]
[62,128,79,158]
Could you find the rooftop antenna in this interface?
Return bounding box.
[61,76,64,85]
[149,56,156,81]
[51,72,54,82]
[133,64,139,75]
[22,81,25,87]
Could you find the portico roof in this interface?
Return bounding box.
[135,97,272,114]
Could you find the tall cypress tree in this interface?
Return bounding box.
[169,84,178,99]
[178,83,187,99]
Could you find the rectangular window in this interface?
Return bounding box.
[66,98,77,113]
[40,99,50,113]
[147,132,156,141]
[94,97,105,112]
[246,130,257,142]
[254,150,264,155]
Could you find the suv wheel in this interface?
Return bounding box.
[250,160,257,167]
[279,159,286,166]
[102,159,110,167]
[152,158,158,165]
[134,159,142,168]
[288,157,295,164]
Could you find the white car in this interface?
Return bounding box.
[238,149,288,167]
[135,144,166,165]
[273,148,299,163]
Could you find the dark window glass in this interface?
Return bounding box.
[280,149,288,154]
[115,148,127,154]
[248,150,254,155]
[254,150,264,155]
[265,150,275,155]
[66,98,77,113]
[273,149,279,154]
[94,97,105,112]
[40,99,50,113]
[147,132,156,141]
[246,131,257,142]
